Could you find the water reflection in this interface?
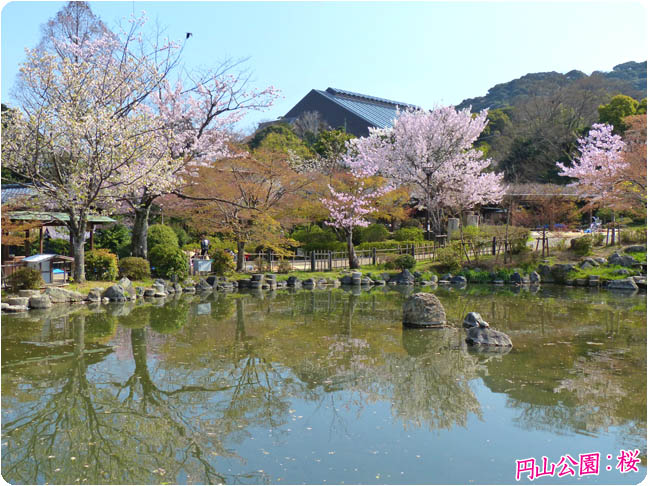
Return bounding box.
[2,286,645,484]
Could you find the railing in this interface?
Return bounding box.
[240,243,442,273]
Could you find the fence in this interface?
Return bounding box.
[239,243,441,273]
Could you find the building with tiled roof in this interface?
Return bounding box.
[269,87,419,137]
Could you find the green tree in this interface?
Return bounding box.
[598,94,639,134]
[248,123,313,158]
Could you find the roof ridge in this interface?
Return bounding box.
[326,87,418,109]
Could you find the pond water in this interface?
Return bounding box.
[1,285,646,485]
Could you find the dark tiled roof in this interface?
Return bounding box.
[1,184,37,204]
[317,87,419,129]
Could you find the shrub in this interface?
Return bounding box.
[382,255,398,270]
[147,224,179,250]
[457,268,492,283]
[210,248,235,275]
[570,236,593,256]
[85,249,119,281]
[436,241,463,272]
[360,223,390,243]
[94,224,132,258]
[290,225,344,252]
[592,232,605,246]
[394,227,424,242]
[149,244,188,280]
[118,257,151,280]
[6,267,44,292]
[394,254,416,270]
[44,238,70,255]
[171,225,190,247]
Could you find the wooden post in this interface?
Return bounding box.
[39,226,44,254]
[310,251,316,272]
[89,224,95,250]
[328,251,332,271]
[492,237,496,256]
[372,248,376,266]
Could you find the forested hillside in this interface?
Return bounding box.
[457,61,646,184]
[457,61,646,112]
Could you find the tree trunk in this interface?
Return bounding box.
[131,203,152,259]
[69,218,87,283]
[236,240,246,272]
[347,231,359,269]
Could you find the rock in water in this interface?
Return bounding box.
[403,293,446,328]
[465,327,512,347]
[462,312,490,329]
[607,278,639,291]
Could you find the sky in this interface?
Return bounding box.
[1,1,646,134]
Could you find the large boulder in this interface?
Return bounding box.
[402,293,446,328]
[550,264,575,283]
[8,297,29,307]
[632,276,646,289]
[462,312,490,329]
[102,284,128,302]
[339,275,352,286]
[196,279,212,292]
[29,295,52,309]
[465,327,512,347]
[529,271,541,284]
[45,287,84,303]
[607,278,639,291]
[537,265,553,283]
[450,275,467,286]
[624,245,646,254]
[510,271,530,285]
[18,289,41,298]
[117,277,135,298]
[393,269,415,285]
[608,251,638,267]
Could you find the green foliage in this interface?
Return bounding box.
[394,254,416,270]
[359,223,390,243]
[570,236,593,256]
[637,98,647,115]
[313,129,354,159]
[210,248,235,275]
[568,264,638,282]
[6,267,44,292]
[171,225,190,248]
[592,233,605,246]
[147,224,179,250]
[85,249,119,281]
[118,257,151,280]
[43,238,70,255]
[94,223,131,258]
[457,268,492,283]
[149,244,188,280]
[394,227,424,242]
[356,240,425,250]
[436,241,463,272]
[290,225,344,252]
[598,94,640,133]
[248,123,313,158]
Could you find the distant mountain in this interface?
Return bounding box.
[457,61,646,112]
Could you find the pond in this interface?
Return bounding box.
[1,285,646,485]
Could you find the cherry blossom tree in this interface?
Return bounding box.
[556,123,627,209]
[125,71,278,259]
[3,5,279,280]
[2,17,182,282]
[345,106,506,235]
[323,174,390,269]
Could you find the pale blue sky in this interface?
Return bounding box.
[2,1,646,133]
